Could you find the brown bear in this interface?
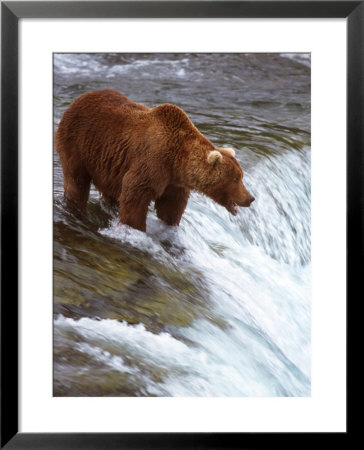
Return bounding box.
[55,89,254,232]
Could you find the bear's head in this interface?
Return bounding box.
[206,147,255,216]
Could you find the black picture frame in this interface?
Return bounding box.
[1,1,360,448]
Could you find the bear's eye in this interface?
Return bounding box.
[234,178,239,184]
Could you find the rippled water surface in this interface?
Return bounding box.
[53,53,311,396]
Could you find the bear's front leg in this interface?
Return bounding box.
[119,172,154,232]
[155,185,190,226]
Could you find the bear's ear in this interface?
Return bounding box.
[220,147,235,157]
[207,150,223,165]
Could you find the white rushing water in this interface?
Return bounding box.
[55,145,311,397]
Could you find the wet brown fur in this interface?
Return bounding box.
[55,89,254,232]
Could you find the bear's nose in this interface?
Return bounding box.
[249,196,255,205]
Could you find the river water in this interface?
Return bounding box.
[53,53,311,397]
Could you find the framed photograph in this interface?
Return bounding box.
[1,1,360,448]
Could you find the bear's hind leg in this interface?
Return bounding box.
[155,185,190,226]
[119,172,154,232]
[62,161,91,214]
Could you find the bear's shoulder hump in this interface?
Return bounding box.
[152,103,193,130]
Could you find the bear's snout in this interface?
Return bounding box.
[247,194,255,206]
[236,184,255,208]
[238,194,255,207]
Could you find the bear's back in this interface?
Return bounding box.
[56,90,150,155]
[66,89,148,116]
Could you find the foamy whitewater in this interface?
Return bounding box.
[53,53,311,397]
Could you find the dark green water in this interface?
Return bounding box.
[54,53,311,397]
